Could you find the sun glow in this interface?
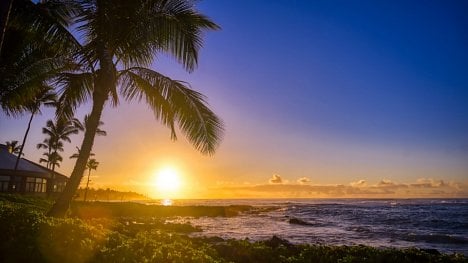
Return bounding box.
[153,167,182,197]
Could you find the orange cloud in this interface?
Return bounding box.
[350,179,367,187]
[269,174,283,184]
[297,177,311,184]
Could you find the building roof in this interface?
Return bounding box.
[0,144,68,180]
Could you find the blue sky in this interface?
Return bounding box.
[195,0,468,147]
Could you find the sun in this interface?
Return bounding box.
[154,167,181,195]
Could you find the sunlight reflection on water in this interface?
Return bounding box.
[161,199,173,206]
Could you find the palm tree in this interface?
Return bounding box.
[48,0,224,217]
[5,140,22,155]
[69,146,95,160]
[39,151,63,170]
[37,138,64,169]
[73,115,107,136]
[83,158,99,201]
[39,118,80,172]
[12,87,56,171]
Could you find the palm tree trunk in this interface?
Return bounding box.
[48,20,115,216]
[10,110,34,193]
[47,90,107,217]
[47,150,57,195]
[83,168,91,201]
[14,111,35,170]
[47,147,51,169]
[0,0,13,57]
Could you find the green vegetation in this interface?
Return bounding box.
[0,195,466,263]
[74,187,147,201]
[70,202,253,219]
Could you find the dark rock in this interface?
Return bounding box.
[289,217,314,226]
[421,248,441,255]
[264,235,292,248]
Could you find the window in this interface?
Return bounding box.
[0,176,9,192]
[55,182,66,192]
[25,177,47,193]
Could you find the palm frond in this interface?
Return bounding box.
[54,72,94,119]
[119,67,224,154]
[75,0,219,71]
[10,0,82,54]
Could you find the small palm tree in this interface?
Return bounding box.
[5,140,22,155]
[83,158,99,201]
[39,151,63,170]
[39,118,79,172]
[11,87,56,171]
[69,146,95,160]
[37,139,64,169]
[72,115,107,136]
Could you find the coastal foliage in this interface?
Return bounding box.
[0,195,466,263]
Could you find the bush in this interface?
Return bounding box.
[0,204,107,263]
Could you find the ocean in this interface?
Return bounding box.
[164,199,468,255]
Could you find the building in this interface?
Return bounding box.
[0,144,68,195]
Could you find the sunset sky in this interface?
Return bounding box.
[1,0,467,199]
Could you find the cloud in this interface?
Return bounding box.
[377,179,395,186]
[410,178,446,188]
[269,174,283,184]
[350,180,367,187]
[297,177,311,184]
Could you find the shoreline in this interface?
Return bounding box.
[1,194,467,262]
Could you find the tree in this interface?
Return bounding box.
[47,0,224,217]
[69,146,95,160]
[39,118,79,172]
[13,87,56,171]
[73,114,107,136]
[37,138,64,169]
[39,151,63,170]
[5,140,22,155]
[83,158,99,201]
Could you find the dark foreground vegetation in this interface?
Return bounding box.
[0,194,466,263]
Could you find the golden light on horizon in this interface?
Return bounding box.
[153,167,182,197]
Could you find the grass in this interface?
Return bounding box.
[0,194,466,263]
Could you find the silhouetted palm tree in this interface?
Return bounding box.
[69,146,94,160]
[37,139,64,169]
[48,0,224,217]
[39,151,63,170]
[12,88,56,171]
[5,140,22,155]
[83,158,99,201]
[73,115,107,136]
[39,118,79,172]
